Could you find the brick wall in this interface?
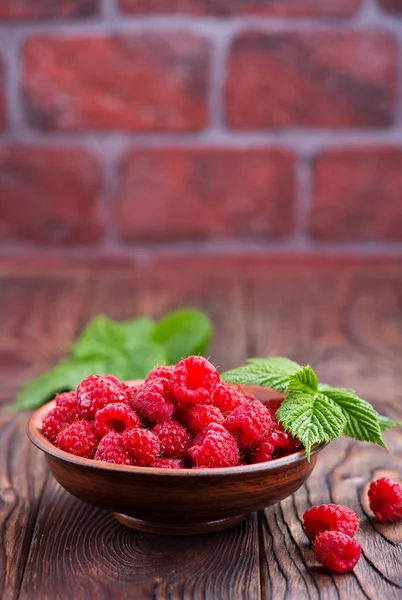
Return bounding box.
[0,0,402,263]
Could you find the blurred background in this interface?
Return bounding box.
[0,0,402,405]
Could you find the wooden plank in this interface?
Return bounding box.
[18,462,261,600]
[0,412,48,600]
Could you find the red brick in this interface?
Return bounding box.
[312,148,402,241]
[0,57,5,129]
[0,0,99,19]
[225,32,397,128]
[0,148,102,245]
[115,149,295,241]
[378,0,402,13]
[22,35,210,132]
[119,0,361,16]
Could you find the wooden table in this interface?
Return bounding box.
[1,258,401,600]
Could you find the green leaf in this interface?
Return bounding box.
[277,392,346,460]
[288,366,319,394]
[151,309,213,364]
[318,386,386,448]
[121,317,154,346]
[222,357,301,392]
[377,414,402,432]
[71,315,126,360]
[106,341,167,380]
[12,357,108,411]
[247,357,302,373]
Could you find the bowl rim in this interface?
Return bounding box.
[28,398,327,476]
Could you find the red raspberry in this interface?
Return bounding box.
[171,356,220,405]
[314,531,361,574]
[263,425,303,455]
[122,428,160,466]
[211,382,247,415]
[55,421,99,459]
[184,403,224,436]
[133,380,176,423]
[104,374,131,399]
[153,420,192,459]
[42,394,84,442]
[94,432,133,465]
[368,477,402,522]
[144,366,176,403]
[77,375,127,419]
[94,402,141,437]
[223,401,273,449]
[154,458,185,469]
[252,440,274,464]
[303,504,360,541]
[189,423,240,468]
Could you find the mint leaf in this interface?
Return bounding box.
[288,366,319,394]
[152,309,213,364]
[378,414,402,431]
[12,357,107,411]
[71,315,126,360]
[318,385,386,448]
[277,392,346,460]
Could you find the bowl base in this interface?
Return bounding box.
[113,512,248,535]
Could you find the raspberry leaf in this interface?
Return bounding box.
[288,366,319,394]
[221,357,301,392]
[378,415,402,431]
[247,357,302,373]
[318,385,386,448]
[277,392,346,460]
[71,315,128,360]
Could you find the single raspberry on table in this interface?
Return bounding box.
[171,356,220,404]
[55,421,100,459]
[94,431,133,465]
[368,477,402,523]
[211,382,247,415]
[183,403,224,436]
[303,504,360,541]
[122,428,160,466]
[77,375,127,419]
[252,440,274,464]
[153,420,192,459]
[94,402,141,437]
[154,457,185,469]
[314,531,361,574]
[42,393,84,442]
[133,379,176,424]
[189,423,240,468]
[223,401,273,449]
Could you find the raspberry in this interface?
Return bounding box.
[77,375,127,419]
[211,382,247,415]
[252,440,274,464]
[153,420,192,459]
[184,403,224,436]
[314,531,361,574]
[94,402,141,437]
[368,477,402,523]
[223,401,273,449]
[189,423,240,468]
[144,366,176,403]
[104,374,131,399]
[171,356,220,405]
[56,421,99,459]
[122,428,160,466]
[303,504,360,541]
[133,380,176,424]
[154,457,185,469]
[42,394,84,442]
[94,432,133,465]
[263,425,303,455]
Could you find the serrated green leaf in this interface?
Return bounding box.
[319,387,386,448]
[12,357,108,411]
[288,365,319,394]
[221,363,291,392]
[151,309,213,364]
[121,317,154,347]
[277,392,346,460]
[71,315,127,360]
[378,414,402,432]
[247,357,302,373]
[106,341,167,380]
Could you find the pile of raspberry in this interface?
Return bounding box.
[303,476,402,573]
[41,355,301,469]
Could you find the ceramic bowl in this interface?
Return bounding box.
[27,385,326,535]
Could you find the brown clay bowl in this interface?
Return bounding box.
[27,385,326,535]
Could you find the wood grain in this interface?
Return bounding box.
[0,262,402,599]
